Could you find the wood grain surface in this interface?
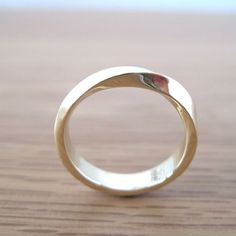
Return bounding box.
[0,10,236,236]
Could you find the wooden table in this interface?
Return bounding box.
[0,10,235,236]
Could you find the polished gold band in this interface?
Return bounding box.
[54,66,197,196]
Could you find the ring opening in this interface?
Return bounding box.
[69,87,184,173]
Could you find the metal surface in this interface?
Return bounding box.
[54,66,197,196]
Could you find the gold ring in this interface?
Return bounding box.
[54,66,197,196]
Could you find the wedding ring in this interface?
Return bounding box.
[54,66,197,196]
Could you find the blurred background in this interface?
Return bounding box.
[1,0,235,172]
[1,0,236,12]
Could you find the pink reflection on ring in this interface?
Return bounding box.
[152,74,169,93]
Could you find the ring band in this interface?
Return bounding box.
[54,66,197,196]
